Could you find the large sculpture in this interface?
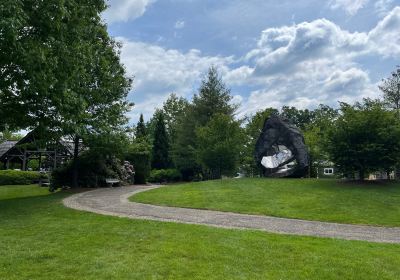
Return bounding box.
[255,115,309,178]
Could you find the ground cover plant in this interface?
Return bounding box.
[1,185,400,279]
[131,178,400,227]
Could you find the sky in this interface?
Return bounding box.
[102,0,400,123]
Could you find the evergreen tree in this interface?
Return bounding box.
[173,66,238,179]
[192,66,238,126]
[151,112,171,169]
[172,104,200,179]
[136,114,147,140]
[196,114,244,179]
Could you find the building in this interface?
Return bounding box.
[0,130,75,171]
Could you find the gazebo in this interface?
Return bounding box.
[0,130,74,171]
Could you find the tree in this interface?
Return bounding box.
[160,93,189,141]
[280,106,315,130]
[303,105,338,177]
[151,112,171,169]
[380,66,400,116]
[125,141,151,184]
[136,114,147,140]
[172,66,238,179]
[196,114,244,179]
[1,1,132,187]
[192,66,238,126]
[171,104,200,180]
[326,100,400,180]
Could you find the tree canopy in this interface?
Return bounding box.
[326,100,400,179]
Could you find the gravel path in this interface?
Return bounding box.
[63,185,400,243]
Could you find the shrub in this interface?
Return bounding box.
[125,142,151,184]
[148,169,182,183]
[52,151,122,188]
[0,170,44,185]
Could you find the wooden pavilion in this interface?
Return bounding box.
[0,129,74,171]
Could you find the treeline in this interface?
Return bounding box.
[2,0,399,185]
[131,66,400,182]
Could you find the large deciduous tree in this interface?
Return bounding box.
[160,93,189,141]
[0,0,132,187]
[380,66,400,116]
[280,106,315,130]
[303,105,338,177]
[326,100,400,180]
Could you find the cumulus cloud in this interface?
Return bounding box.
[252,19,368,76]
[368,6,400,57]
[329,0,369,15]
[118,38,234,120]
[103,0,155,24]
[117,6,400,121]
[237,7,400,117]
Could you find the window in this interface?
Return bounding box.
[324,168,334,175]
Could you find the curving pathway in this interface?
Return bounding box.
[63,185,400,244]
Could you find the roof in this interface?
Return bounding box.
[0,140,18,158]
[0,129,76,162]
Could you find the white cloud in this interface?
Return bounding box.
[375,0,395,16]
[236,7,400,117]
[117,7,400,122]
[368,6,400,57]
[118,38,234,121]
[329,0,369,15]
[252,19,368,77]
[174,20,185,29]
[103,0,155,24]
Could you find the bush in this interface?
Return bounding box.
[148,169,182,183]
[52,151,123,188]
[125,142,151,184]
[0,170,44,185]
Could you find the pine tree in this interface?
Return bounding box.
[136,114,147,140]
[172,66,238,179]
[152,112,171,169]
[192,66,238,126]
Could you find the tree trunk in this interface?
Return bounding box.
[72,135,80,188]
[359,169,365,181]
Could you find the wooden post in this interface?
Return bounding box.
[38,152,42,171]
[54,150,57,170]
[22,150,27,171]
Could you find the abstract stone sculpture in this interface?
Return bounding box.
[255,115,309,178]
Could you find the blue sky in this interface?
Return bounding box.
[103,0,400,122]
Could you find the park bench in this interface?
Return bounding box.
[105,178,120,187]
[39,178,51,187]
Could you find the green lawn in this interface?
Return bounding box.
[131,178,400,227]
[2,185,400,279]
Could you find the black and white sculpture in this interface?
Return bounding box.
[255,115,309,178]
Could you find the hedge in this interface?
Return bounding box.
[148,169,182,183]
[0,170,44,186]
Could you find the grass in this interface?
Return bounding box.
[1,185,400,279]
[131,178,400,227]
